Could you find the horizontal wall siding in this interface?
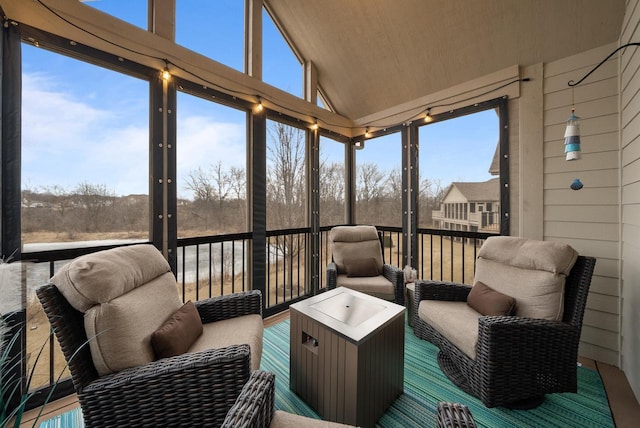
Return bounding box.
[543,42,620,366]
[620,0,640,402]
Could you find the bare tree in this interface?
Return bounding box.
[228,166,246,201]
[385,169,402,198]
[228,166,247,229]
[184,167,216,203]
[419,177,446,228]
[43,185,72,218]
[266,121,306,291]
[356,163,385,202]
[211,161,233,209]
[266,121,306,230]
[73,182,115,232]
[319,159,345,226]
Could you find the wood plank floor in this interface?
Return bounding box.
[18,311,640,427]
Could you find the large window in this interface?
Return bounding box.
[21,44,150,247]
[416,102,505,284]
[355,133,402,227]
[418,108,500,232]
[263,8,303,98]
[21,42,150,389]
[176,92,248,237]
[265,118,307,306]
[176,1,244,73]
[319,136,346,226]
[81,0,147,30]
[266,119,307,230]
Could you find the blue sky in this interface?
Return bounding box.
[21,1,497,199]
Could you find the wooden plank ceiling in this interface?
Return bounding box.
[265,0,625,121]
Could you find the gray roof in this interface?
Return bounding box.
[445,178,500,202]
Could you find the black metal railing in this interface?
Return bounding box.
[265,227,313,310]
[176,232,252,303]
[416,228,495,285]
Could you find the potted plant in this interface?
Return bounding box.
[0,253,62,428]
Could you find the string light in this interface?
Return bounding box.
[424,108,433,123]
[254,96,264,113]
[161,66,171,81]
[311,119,319,130]
[364,128,371,138]
[34,0,531,135]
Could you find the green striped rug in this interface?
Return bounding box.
[40,317,613,428]
[260,318,614,428]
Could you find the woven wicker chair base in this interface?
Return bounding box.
[436,402,476,428]
[437,351,545,410]
[437,351,473,393]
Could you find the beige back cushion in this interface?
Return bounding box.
[51,244,181,375]
[330,225,383,274]
[474,236,578,321]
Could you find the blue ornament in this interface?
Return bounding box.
[570,178,583,190]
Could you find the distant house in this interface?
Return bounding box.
[431,178,500,233]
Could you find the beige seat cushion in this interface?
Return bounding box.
[419,300,482,359]
[474,236,578,321]
[330,225,383,274]
[51,244,182,375]
[269,410,355,428]
[336,274,396,301]
[190,314,264,371]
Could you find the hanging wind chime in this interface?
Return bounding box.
[563,106,583,190]
[565,42,640,190]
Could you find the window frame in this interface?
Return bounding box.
[413,96,509,236]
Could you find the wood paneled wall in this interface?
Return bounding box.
[620,0,640,402]
[542,43,620,365]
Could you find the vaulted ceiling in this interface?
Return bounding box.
[266,0,625,121]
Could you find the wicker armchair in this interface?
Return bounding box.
[326,225,404,304]
[37,283,265,427]
[36,244,265,427]
[414,237,596,408]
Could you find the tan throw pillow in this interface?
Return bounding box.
[345,258,380,277]
[467,281,516,316]
[151,301,203,359]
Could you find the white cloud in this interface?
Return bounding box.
[22,71,247,198]
[22,72,114,156]
[177,115,245,171]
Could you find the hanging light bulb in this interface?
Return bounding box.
[424,108,434,123]
[364,128,371,138]
[256,97,264,113]
[311,119,319,130]
[161,66,171,81]
[564,108,581,161]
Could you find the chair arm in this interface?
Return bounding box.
[415,280,471,302]
[221,370,275,428]
[196,290,262,323]
[82,344,251,427]
[383,264,405,305]
[476,316,580,367]
[326,262,338,290]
